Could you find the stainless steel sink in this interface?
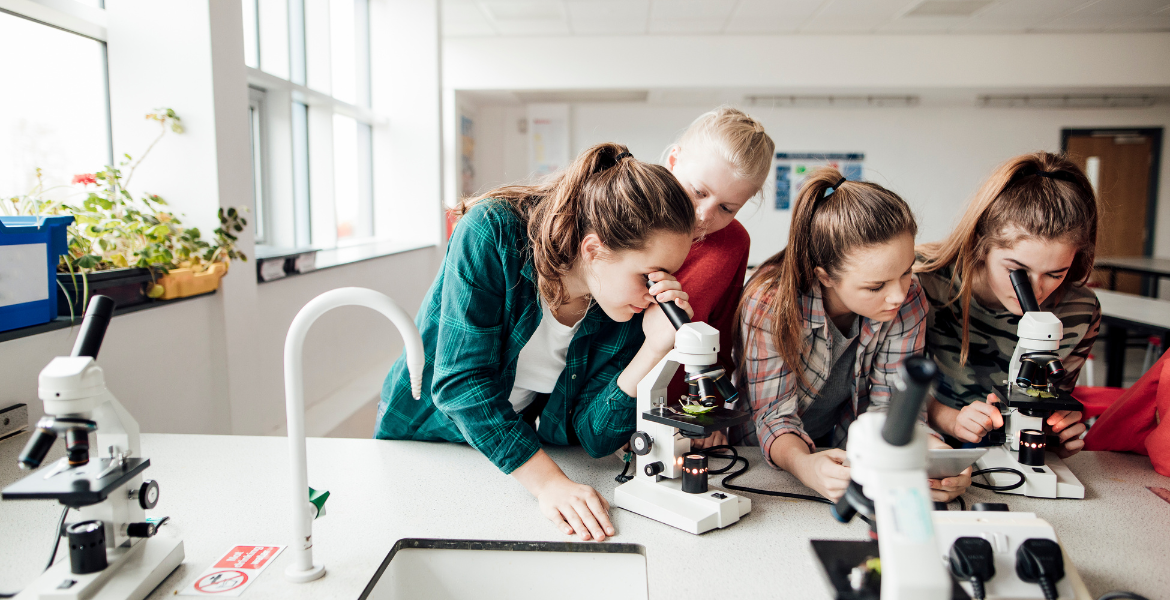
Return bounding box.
[359,539,648,600]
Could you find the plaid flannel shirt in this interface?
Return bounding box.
[737,277,929,468]
[375,200,644,474]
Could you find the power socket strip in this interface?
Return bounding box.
[0,403,28,442]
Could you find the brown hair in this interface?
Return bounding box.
[672,106,775,192]
[456,143,695,312]
[916,152,1098,365]
[737,167,917,382]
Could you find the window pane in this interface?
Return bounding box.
[290,0,307,85]
[333,114,369,240]
[330,0,356,105]
[292,102,311,246]
[0,12,109,200]
[243,0,259,68]
[248,105,266,242]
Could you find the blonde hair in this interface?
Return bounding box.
[916,152,1098,366]
[672,106,775,193]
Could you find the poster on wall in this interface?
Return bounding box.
[774,152,865,210]
[528,103,570,177]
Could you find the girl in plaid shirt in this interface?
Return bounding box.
[736,167,971,502]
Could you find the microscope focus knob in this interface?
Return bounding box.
[629,432,652,456]
[644,461,664,477]
[126,522,158,538]
[135,479,160,509]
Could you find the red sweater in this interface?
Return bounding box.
[668,219,751,404]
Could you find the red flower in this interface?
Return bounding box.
[72,174,97,186]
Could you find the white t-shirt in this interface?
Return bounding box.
[507,297,583,413]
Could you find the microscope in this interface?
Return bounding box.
[2,296,184,600]
[974,270,1085,499]
[816,359,1093,600]
[823,356,954,600]
[612,282,752,534]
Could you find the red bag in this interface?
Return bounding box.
[1083,349,1170,476]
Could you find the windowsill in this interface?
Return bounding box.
[0,290,218,344]
[257,238,437,284]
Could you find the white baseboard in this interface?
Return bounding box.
[270,362,390,438]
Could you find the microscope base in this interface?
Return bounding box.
[976,447,1085,499]
[614,477,750,534]
[17,534,183,600]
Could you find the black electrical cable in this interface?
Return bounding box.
[45,506,69,572]
[614,455,633,483]
[699,445,837,505]
[971,467,1026,492]
[1096,593,1151,600]
[952,495,967,511]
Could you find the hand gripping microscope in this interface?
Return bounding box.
[2,296,184,600]
[973,270,1085,499]
[612,282,753,534]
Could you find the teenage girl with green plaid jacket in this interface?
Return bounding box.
[377,143,696,542]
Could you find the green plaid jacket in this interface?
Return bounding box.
[375,200,644,474]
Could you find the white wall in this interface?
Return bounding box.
[446,32,1170,267]
[0,0,444,436]
[564,102,1170,266]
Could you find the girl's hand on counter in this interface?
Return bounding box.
[1048,410,1086,459]
[797,448,851,501]
[511,449,615,542]
[536,477,614,543]
[643,272,692,354]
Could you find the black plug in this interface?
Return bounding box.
[949,537,995,600]
[1016,538,1065,600]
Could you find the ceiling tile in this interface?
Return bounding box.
[799,16,888,32]
[444,20,499,35]
[650,0,737,21]
[570,18,649,34]
[730,0,827,19]
[479,0,565,20]
[878,15,966,32]
[649,18,728,33]
[565,0,650,22]
[816,0,919,18]
[723,17,804,33]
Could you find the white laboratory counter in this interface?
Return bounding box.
[1,433,1168,599]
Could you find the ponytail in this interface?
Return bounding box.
[737,168,916,384]
[916,152,1098,365]
[457,143,694,312]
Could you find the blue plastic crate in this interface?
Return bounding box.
[0,215,74,333]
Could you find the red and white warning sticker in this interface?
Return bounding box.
[180,545,285,596]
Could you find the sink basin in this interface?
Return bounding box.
[359,539,648,600]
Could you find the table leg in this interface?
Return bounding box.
[1105,323,1127,388]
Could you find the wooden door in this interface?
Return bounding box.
[1065,132,1156,294]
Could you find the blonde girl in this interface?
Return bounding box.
[664,107,774,446]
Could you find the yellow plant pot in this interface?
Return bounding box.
[155,262,229,300]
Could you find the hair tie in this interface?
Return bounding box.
[615,151,632,162]
[822,177,848,199]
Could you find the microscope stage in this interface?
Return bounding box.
[641,406,751,436]
[2,457,150,507]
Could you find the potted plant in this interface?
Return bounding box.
[4,109,248,319]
